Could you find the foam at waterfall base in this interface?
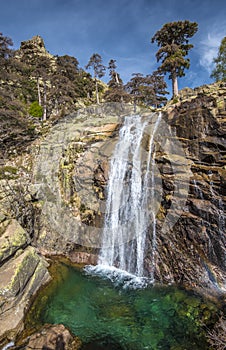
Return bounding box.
[84,264,152,289]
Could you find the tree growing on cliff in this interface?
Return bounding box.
[0,32,13,60]
[108,59,120,85]
[210,37,226,82]
[86,53,106,104]
[104,59,130,102]
[125,71,168,107]
[151,20,198,97]
[143,71,169,107]
[125,73,145,106]
[0,32,14,78]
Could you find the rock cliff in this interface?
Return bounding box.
[16,35,55,62]
[30,83,225,293]
[0,83,225,344]
[153,83,225,290]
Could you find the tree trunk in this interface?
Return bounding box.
[172,70,178,97]
[43,81,47,121]
[37,77,41,105]
[95,79,99,104]
[115,72,120,85]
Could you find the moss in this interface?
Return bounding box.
[6,247,39,296]
[216,99,225,110]
[0,166,18,180]
[172,97,179,104]
[0,220,28,263]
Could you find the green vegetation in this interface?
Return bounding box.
[0,25,225,150]
[151,20,198,97]
[29,101,43,118]
[0,165,18,179]
[86,53,106,104]
[104,59,130,103]
[211,37,226,82]
[125,71,168,107]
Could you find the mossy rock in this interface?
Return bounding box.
[0,219,28,263]
[0,166,18,180]
[0,246,41,297]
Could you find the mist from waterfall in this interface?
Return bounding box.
[98,112,162,278]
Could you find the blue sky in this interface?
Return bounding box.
[1,0,226,95]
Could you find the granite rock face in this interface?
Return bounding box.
[0,83,225,345]
[31,86,225,293]
[15,35,56,64]
[32,103,134,255]
[151,82,226,290]
[0,214,50,340]
[0,219,29,264]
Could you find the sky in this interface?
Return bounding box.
[1,0,226,95]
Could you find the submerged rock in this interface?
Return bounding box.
[15,324,82,350]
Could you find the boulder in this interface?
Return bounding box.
[15,324,82,350]
[0,219,29,264]
[0,246,50,338]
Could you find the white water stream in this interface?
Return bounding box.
[98,113,161,279]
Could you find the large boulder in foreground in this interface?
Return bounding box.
[0,244,50,339]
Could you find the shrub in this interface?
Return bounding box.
[29,101,43,118]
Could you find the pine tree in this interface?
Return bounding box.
[151,20,198,97]
[125,73,144,106]
[86,53,106,104]
[210,37,226,82]
[125,72,168,107]
[0,32,13,60]
[142,71,168,107]
[104,59,130,102]
[0,32,14,79]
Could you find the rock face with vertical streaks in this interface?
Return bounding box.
[0,83,225,344]
[30,86,225,293]
[151,82,226,290]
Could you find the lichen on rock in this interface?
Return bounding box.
[0,219,29,264]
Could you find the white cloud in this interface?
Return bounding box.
[199,29,225,73]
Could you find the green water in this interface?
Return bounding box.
[26,262,218,350]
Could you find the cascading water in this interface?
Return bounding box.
[96,112,162,280]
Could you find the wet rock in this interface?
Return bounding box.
[33,104,126,255]
[16,324,82,350]
[69,251,98,265]
[31,84,226,293]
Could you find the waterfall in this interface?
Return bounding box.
[98,112,161,278]
[208,171,225,234]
